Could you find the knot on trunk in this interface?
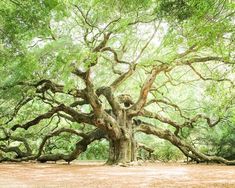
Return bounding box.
[118,94,134,108]
[95,118,105,126]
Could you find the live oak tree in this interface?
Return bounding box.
[0,0,235,165]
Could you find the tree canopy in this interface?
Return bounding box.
[0,0,234,165]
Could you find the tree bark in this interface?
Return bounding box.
[106,111,137,165]
[106,135,137,165]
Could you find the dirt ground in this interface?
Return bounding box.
[0,161,234,188]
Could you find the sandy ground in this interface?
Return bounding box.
[0,161,234,188]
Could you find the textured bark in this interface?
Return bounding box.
[106,111,137,165]
[106,134,137,165]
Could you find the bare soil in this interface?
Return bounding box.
[0,161,234,188]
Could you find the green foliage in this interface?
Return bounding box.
[0,0,234,163]
[156,0,194,21]
[79,140,109,160]
[198,122,235,160]
[153,141,184,162]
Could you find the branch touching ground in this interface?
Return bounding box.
[37,129,106,163]
[137,121,235,165]
[0,128,106,163]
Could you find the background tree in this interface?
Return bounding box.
[0,0,234,165]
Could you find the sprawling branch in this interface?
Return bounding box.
[9,136,32,154]
[129,65,169,115]
[101,47,131,65]
[188,64,234,86]
[37,128,106,163]
[11,104,95,131]
[36,128,88,158]
[0,129,32,158]
[183,114,221,128]
[146,99,189,120]
[139,109,221,130]
[137,121,235,165]
[11,105,63,131]
[35,79,85,98]
[4,96,33,124]
[93,32,112,52]
[110,65,136,91]
[140,109,182,129]
[176,44,198,59]
[180,56,234,65]
[0,145,29,158]
[138,142,154,159]
[0,128,106,163]
[74,5,99,31]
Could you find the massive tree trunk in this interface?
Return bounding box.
[106,111,137,165]
[107,133,137,165]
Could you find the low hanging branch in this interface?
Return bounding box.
[36,128,88,158]
[138,143,154,159]
[37,128,106,163]
[0,145,29,159]
[137,121,235,165]
[0,128,106,163]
